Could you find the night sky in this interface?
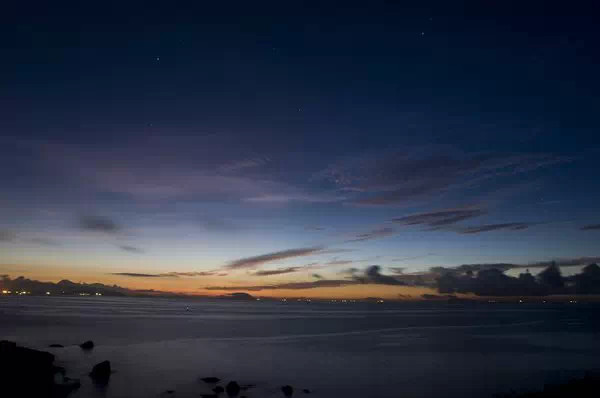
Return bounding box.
[1,1,599,297]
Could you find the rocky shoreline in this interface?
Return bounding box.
[2,339,599,398]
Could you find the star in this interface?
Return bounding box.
[155,57,160,61]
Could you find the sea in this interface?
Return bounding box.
[1,296,599,398]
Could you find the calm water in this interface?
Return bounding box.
[1,296,599,398]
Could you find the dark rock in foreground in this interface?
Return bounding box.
[201,376,221,383]
[79,340,94,350]
[49,344,64,348]
[0,340,79,397]
[89,360,111,383]
[225,381,240,396]
[281,385,294,396]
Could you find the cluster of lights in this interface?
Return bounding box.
[1,290,29,295]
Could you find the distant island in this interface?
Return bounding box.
[0,275,172,298]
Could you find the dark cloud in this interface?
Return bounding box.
[352,265,406,285]
[111,272,175,278]
[393,208,485,227]
[0,231,16,242]
[225,246,323,269]
[573,263,600,294]
[529,257,600,268]
[338,267,359,276]
[431,257,600,274]
[119,245,144,253]
[346,227,395,242]
[112,270,220,278]
[431,264,515,275]
[459,222,530,234]
[434,261,600,296]
[80,215,120,234]
[252,267,302,276]
[581,224,600,230]
[170,271,224,277]
[325,259,354,266]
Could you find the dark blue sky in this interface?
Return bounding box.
[1,1,599,295]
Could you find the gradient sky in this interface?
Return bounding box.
[1,1,599,298]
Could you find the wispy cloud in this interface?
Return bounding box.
[119,245,144,253]
[112,270,224,278]
[217,156,270,173]
[0,232,59,246]
[391,253,436,262]
[325,259,354,266]
[251,267,303,276]
[170,271,227,277]
[581,224,600,230]
[80,215,120,234]
[346,227,395,242]
[204,279,358,291]
[316,149,568,206]
[392,208,485,227]
[458,222,530,234]
[225,246,323,269]
[111,272,175,278]
[205,265,409,291]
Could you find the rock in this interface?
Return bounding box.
[89,360,111,383]
[213,385,225,393]
[281,385,294,396]
[201,376,221,383]
[79,340,94,350]
[225,381,240,396]
[49,344,64,348]
[302,388,311,394]
[0,340,59,397]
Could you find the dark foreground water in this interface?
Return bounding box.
[1,297,599,398]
